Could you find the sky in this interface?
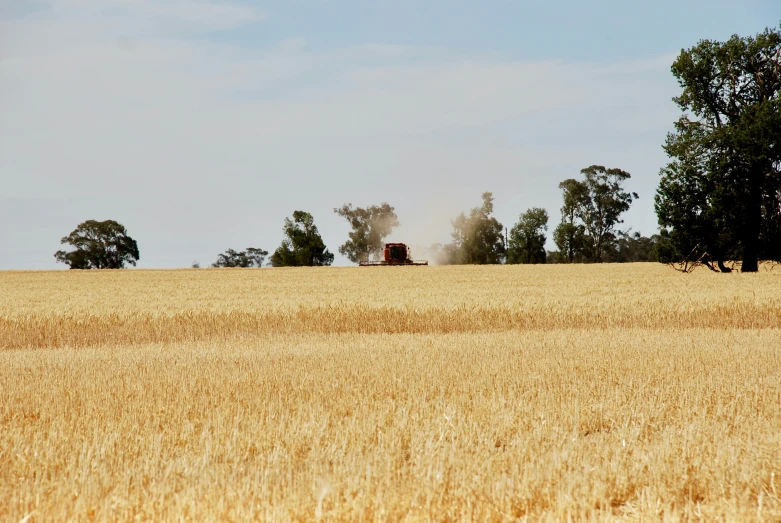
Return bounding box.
[1,0,778,269]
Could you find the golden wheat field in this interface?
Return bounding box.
[2,263,781,521]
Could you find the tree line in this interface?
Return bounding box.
[54,25,781,272]
[52,165,655,269]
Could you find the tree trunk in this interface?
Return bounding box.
[742,239,759,272]
[741,181,762,273]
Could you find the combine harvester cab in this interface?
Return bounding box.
[359,243,428,266]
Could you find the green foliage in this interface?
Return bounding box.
[545,250,565,264]
[212,248,268,268]
[553,179,589,263]
[553,222,589,263]
[55,220,140,269]
[605,232,662,263]
[649,230,678,264]
[579,166,638,262]
[447,192,505,265]
[656,25,781,272]
[270,211,334,267]
[507,207,549,264]
[553,167,637,263]
[334,203,399,263]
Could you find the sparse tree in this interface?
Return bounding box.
[334,203,399,263]
[579,166,638,263]
[507,207,549,264]
[270,211,334,267]
[605,231,661,263]
[553,167,637,263]
[212,248,268,268]
[545,250,565,264]
[553,179,589,263]
[55,220,140,269]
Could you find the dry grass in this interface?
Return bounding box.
[1,264,781,521]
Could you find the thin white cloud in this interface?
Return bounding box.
[44,0,265,33]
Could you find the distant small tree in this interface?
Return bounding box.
[334,203,399,263]
[579,165,638,262]
[605,232,661,263]
[507,207,549,264]
[212,248,268,268]
[270,211,334,267]
[55,219,140,269]
[553,179,589,263]
[449,192,505,264]
[553,166,638,263]
[546,250,565,264]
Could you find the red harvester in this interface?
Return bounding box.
[359,243,429,266]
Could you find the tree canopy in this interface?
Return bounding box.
[334,203,399,263]
[55,220,140,269]
[656,25,781,272]
[507,207,548,264]
[270,211,334,267]
[553,178,589,263]
[553,166,637,263]
[606,231,663,263]
[212,248,268,268]
[579,166,638,263]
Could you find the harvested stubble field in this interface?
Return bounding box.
[1,264,781,521]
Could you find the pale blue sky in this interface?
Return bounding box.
[204,1,775,59]
[1,1,779,268]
